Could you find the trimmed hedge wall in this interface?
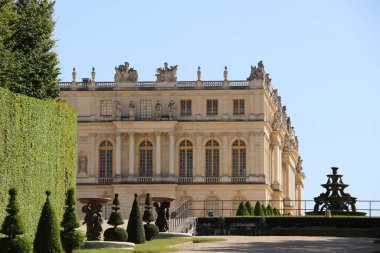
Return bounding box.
[0,88,77,241]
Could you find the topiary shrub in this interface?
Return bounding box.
[144,224,159,241]
[60,188,85,253]
[127,193,146,244]
[245,201,253,216]
[254,201,264,216]
[0,189,31,253]
[104,193,127,242]
[266,203,274,216]
[33,191,63,253]
[142,193,159,241]
[236,201,248,216]
[261,203,267,216]
[104,227,128,241]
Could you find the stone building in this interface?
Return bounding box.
[60,61,305,217]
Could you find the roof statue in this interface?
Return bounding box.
[156,62,178,82]
[114,61,138,82]
[247,60,265,80]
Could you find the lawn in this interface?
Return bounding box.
[75,237,226,252]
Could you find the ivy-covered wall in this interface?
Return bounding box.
[0,88,77,241]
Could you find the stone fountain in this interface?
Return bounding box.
[306,167,366,216]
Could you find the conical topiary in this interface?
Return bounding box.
[273,208,280,216]
[104,193,128,242]
[142,193,159,241]
[245,201,253,216]
[261,203,267,216]
[253,201,264,216]
[236,201,248,216]
[266,203,274,216]
[34,191,63,253]
[127,193,146,244]
[142,193,154,224]
[61,188,85,253]
[0,188,31,253]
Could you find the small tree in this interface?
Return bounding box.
[34,191,63,253]
[245,201,253,216]
[273,208,280,216]
[236,201,248,216]
[253,201,264,216]
[127,194,146,244]
[261,203,267,216]
[0,188,31,253]
[61,188,85,253]
[142,193,159,241]
[104,193,128,242]
[266,203,274,216]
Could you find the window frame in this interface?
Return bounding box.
[180,99,192,116]
[100,100,113,116]
[233,99,245,115]
[206,99,218,116]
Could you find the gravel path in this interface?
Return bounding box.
[178,236,380,253]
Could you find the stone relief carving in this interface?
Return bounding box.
[78,155,88,176]
[247,60,265,81]
[156,62,178,82]
[272,110,282,131]
[114,61,138,82]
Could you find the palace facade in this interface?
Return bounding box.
[59,61,305,217]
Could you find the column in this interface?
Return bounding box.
[115,132,121,177]
[155,132,161,176]
[128,132,135,176]
[222,134,229,178]
[249,132,255,176]
[168,131,175,176]
[88,133,97,177]
[196,134,203,177]
[272,138,282,190]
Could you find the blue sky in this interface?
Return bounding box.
[55,0,380,202]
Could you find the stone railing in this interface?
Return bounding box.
[137,176,153,183]
[59,80,260,90]
[231,177,247,183]
[204,177,220,184]
[97,177,113,184]
[178,177,194,184]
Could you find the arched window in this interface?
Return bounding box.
[232,140,246,177]
[205,140,219,177]
[139,140,153,177]
[205,196,220,216]
[179,140,193,177]
[99,140,113,178]
[179,196,193,217]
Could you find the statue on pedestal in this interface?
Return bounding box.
[115,100,122,118]
[128,100,136,120]
[168,100,175,119]
[155,101,161,119]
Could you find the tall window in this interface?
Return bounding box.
[206,99,218,115]
[233,99,245,115]
[205,140,219,177]
[179,140,193,177]
[140,100,152,119]
[205,196,220,216]
[139,140,153,176]
[100,100,113,116]
[232,140,246,177]
[99,140,113,178]
[180,99,192,116]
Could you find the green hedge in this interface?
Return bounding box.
[0,88,77,242]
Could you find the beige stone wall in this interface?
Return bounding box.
[61,77,305,217]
